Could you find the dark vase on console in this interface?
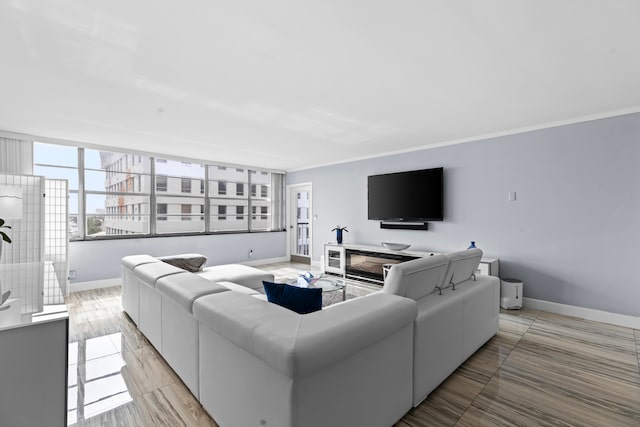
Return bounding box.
[468,241,477,249]
[332,225,348,244]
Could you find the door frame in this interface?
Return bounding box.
[286,182,313,261]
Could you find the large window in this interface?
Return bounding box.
[85,149,151,237]
[155,158,205,234]
[209,166,249,232]
[34,142,285,239]
[34,142,81,238]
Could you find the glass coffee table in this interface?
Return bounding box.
[290,274,347,301]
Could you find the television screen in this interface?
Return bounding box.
[368,167,443,221]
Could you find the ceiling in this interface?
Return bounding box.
[1,1,639,171]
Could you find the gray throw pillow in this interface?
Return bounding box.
[158,254,207,272]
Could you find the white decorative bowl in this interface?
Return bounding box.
[381,242,411,251]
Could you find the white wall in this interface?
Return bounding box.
[287,113,640,317]
[69,231,287,282]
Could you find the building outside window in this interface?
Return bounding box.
[156,175,167,192]
[181,204,191,221]
[157,203,167,220]
[181,178,191,193]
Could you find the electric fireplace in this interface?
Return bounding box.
[345,249,419,283]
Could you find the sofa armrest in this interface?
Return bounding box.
[193,292,417,378]
[295,293,417,376]
[122,254,159,270]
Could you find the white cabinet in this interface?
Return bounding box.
[478,257,499,277]
[324,244,345,276]
[0,307,69,427]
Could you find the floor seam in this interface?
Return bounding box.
[454,308,542,426]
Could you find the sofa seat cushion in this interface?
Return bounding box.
[156,274,230,313]
[122,254,159,270]
[158,253,207,272]
[134,262,187,288]
[196,264,274,291]
[263,281,322,314]
[218,281,261,296]
[193,291,417,378]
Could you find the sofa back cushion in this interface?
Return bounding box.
[156,273,230,313]
[134,262,187,288]
[263,281,322,314]
[382,254,450,300]
[443,249,483,287]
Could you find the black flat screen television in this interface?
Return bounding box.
[368,167,443,221]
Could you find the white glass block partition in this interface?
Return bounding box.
[0,173,45,314]
[44,179,69,303]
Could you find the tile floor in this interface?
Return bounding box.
[64,262,640,426]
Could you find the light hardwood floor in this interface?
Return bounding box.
[65,263,640,426]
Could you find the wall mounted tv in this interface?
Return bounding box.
[368,167,444,222]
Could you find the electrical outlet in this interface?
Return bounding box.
[69,270,77,280]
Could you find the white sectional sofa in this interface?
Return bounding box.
[382,248,500,405]
[121,249,499,426]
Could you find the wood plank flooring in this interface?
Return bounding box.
[65,264,640,426]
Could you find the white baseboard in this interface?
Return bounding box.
[70,278,120,293]
[524,297,640,329]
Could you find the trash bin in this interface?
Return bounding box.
[500,278,523,309]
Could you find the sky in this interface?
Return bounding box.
[34,142,119,214]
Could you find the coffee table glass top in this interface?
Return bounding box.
[308,275,345,292]
[289,274,345,292]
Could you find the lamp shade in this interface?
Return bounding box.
[0,185,23,220]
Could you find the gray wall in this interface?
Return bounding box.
[69,231,287,282]
[287,113,640,317]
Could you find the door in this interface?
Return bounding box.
[288,183,312,263]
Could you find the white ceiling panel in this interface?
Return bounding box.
[1,0,639,170]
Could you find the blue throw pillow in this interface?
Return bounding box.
[262,281,322,314]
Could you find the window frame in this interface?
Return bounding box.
[34,143,285,241]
